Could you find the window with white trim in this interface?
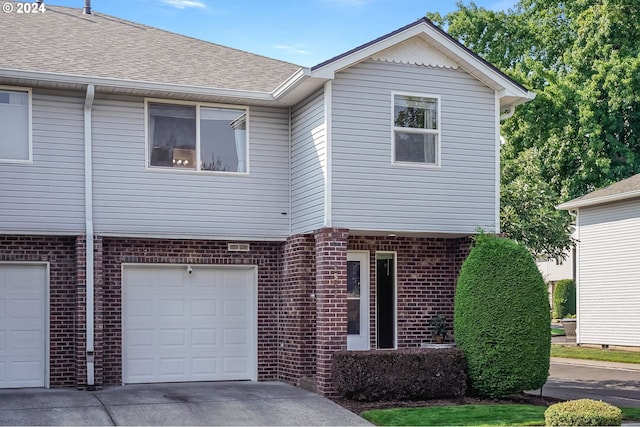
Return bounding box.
[392,94,439,165]
[147,100,248,173]
[0,87,31,162]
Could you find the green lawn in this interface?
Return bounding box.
[361,404,640,426]
[361,404,546,426]
[552,344,640,364]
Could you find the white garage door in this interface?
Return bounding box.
[122,265,256,384]
[0,264,47,388]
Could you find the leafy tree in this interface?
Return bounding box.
[455,234,550,397]
[429,1,640,259]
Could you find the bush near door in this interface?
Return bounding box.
[332,349,466,401]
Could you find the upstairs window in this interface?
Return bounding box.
[147,100,248,173]
[0,87,31,163]
[392,93,440,166]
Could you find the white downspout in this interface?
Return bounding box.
[499,105,515,121]
[84,84,95,388]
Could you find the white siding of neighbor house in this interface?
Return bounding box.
[330,59,497,234]
[576,199,640,347]
[0,89,85,234]
[291,89,326,235]
[91,96,290,240]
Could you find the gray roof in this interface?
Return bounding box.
[557,173,640,210]
[0,2,301,93]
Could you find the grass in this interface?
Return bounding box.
[361,404,546,426]
[622,407,640,422]
[552,344,640,364]
[360,404,640,426]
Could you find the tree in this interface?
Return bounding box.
[454,234,550,397]
[429,1,640,259]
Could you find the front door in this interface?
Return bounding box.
[346,251,370,350]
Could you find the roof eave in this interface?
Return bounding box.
[0,68,278,102]
[557,190,640,210]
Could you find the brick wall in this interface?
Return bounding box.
[99,237,282,385]
[0,235,78,387]
[348,235,471,348]
[280,234,316,385]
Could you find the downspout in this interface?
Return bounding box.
[499,105,515,121]
[83,84,95,389]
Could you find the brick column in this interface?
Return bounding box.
[280,234,316,386]
[314,227,348,396]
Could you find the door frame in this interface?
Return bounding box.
[375,251,397,349]
[0,261,50,388]
[346,251,370,351]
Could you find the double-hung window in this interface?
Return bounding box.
[147,100,248,173]
[392,93,440,166]
[0,87,31,163]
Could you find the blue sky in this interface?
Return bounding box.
[47,0,516,67]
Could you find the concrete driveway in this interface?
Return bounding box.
[0,381,371,426]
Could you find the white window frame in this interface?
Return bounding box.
[0,85,33,164]
[391,91,441,168]
[144,98,250,175]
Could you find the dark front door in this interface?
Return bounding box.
[376,255,395,349]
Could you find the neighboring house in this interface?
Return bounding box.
[558,173,640,348]
[0,2,533,393]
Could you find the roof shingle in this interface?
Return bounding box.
[0,2,301,93]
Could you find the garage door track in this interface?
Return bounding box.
[0,381,371,426]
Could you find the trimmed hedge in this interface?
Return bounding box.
[454,234,551,397]
[553,279,576,319]
[332,349,466,401]
[545,399,622,426]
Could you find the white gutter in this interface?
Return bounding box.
[83,84,95,388]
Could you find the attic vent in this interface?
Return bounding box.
[228,243,250,252]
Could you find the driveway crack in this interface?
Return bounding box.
[91,392,117,426]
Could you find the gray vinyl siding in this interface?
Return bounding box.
[577,199,640,347]
[331,60,497,234]
[91,96,290,240]
[291,90,326,234]
[0,89,85,234]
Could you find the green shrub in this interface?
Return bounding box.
[553,279,576,319]
[332,349,466,401]
[545,399,622,426]
[454,234,550,397]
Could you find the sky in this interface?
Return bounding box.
[43,0,516,67]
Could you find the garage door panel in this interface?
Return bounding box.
[192,300,216,318]
[123,265,255,384]
[0,264,46,388]
[192,328,216,346]
[159,300,186,318]
[159,329,187,346]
